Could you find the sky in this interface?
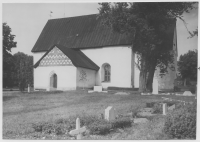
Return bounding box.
[2,2,198,59]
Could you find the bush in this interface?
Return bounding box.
[32,122,66,135]
[163,102,196,139]
[152,103,162,114]
[112,117,132,129]
[32,113,133,136]
[88,119,112,135]
[146,102,157,108]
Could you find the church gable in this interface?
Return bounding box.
[39,46,73,67]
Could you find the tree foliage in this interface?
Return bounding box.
[3,23,17,88]
[178,50,197,81]
[98,2,197,92]
[3,23,33,90]
[13,52,34,91]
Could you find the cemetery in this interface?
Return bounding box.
[3,89,197,140]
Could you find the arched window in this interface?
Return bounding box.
[104,64,111,82]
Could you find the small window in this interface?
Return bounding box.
[104,64,111,82]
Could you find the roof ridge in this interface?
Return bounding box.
[48,13,98,21]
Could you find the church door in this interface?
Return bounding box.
[50,73,57,89]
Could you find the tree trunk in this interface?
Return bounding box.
[146,61,157,92]
[184,78,187,86]
[139,71,147,92]
[138,56,147,92]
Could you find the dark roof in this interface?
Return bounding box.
[33,44,100,71]
[31,14,176,53]
[31,14,131,52]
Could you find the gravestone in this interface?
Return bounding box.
[168,104,175,111]
[28,84,30,93]
[69,118,86,140]
[183,91,193,96]
[162,103,167,115]
[94,86,102,92]
[152,78,158,94]
[105,106,115,121]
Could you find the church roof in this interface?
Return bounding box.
[31,14,131,52]
[33,44,100,71]
[31,14,176,53]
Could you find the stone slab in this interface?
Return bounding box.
[88,90,95,93]
[94,86,102,92]
[141,93,151,95]
[115,92,130,95]
[134,118,149,124]
[137,111,156,117]
[183,91,193,96]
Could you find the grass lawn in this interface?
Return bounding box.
[3,90,196,139]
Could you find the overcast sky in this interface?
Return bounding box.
[2,2,198,59]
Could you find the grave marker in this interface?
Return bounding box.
[105,106,115,121]
[28,84,30,93]
[69,118,86,140]
[152,78,158,94]
[162,103,167,115]
[183,91,193,96]
[94,86,102,92]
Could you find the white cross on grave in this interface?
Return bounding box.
[69,118,86,140]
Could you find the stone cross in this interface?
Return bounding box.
[105,106,115,121]
[152,78,158,94]
[162,103,167,115]
[69,118,86,140]
[28,84,30,93]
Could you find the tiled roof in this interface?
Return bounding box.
[33,44,100,71]
[31,14,131,52]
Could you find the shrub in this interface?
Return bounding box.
[146,102,156,108]
[163,102,196,139]
[152,103,162,114]
[112,117,132,129]
[88,119,112,135]
[32,122,67,135]
[32,113,133,136]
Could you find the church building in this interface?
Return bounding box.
[32,14,177,91]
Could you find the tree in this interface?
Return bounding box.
[98,2,196,92]
[3,23,17,88]
[13,52,33,91]
[178,50,197,86]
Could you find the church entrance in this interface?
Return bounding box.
[50,73,57,89]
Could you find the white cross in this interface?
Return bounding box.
[69,118,86,140]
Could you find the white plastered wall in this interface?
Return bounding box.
[34,66,77,90]
[76,67,96,89]
[81,46,133,88]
